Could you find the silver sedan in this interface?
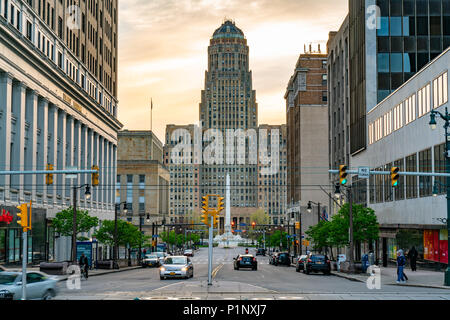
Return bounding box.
[159,256,194,280]
[0,271,59,300]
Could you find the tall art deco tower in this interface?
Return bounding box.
[199,20,259,221]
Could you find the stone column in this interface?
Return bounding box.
[0,72,13,200]
[87,128,94,210]
[47,104,58,204]
[37,97,49,201]
[93,132,99,207]
[25,89,39,201]
[98,136,104,208]
[66,115,74,200]
[11,80,27,201]
[57,109,66,204]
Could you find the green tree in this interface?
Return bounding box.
[268,230,288,249]
[93,220,149,249]
[250,208,270,225]
[329,203,379,247]
[52,207,99,240]
[305,220,333,252]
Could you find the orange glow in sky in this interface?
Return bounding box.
[117,0,348,142]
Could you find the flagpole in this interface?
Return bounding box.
[150,99,153,132]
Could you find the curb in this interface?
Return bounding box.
[385,283,450,290]
[57,266,142,282]
[330,272,366,283]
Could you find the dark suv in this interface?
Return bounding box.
[234,255,258,271]
[303,254,331,275]
[273,252,291,266]
[256,248,266,256]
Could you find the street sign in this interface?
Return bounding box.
[234,230,242,233]
[66,166,78,179]
[358,166,370,179]
[239,223,247,226]
[152,235,158,238]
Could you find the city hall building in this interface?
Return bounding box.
[351,47,449,266]
[0,1,120,265]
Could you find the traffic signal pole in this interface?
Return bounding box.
[21,229,27,300]
[208,215,213,286]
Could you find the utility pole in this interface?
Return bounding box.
[348,186,355,272]
[208,215,213,285]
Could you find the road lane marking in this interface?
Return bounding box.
[212,263,224,279]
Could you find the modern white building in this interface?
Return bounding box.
[351,47,449,266]
[0,1,121,264]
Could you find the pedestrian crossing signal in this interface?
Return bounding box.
[339,165,348,185]
[391,167,399,187]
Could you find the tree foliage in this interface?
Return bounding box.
[305,203,379,250]
[267,230,288,249]
[93,220,150,248]
[52,207,99,240]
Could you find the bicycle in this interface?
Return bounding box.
[80,265,88,280]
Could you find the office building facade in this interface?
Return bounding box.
[0,0,120,264]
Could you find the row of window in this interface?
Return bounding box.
[369,71,448,144]
[368,142,446,204]
[0,1,117,116]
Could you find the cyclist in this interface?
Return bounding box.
[79,253,89,279]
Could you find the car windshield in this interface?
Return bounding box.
[0,274,18,285]
[146,255,157,259]
[279,253,289,258]
[164,257,186,265]
[156,252,164,257]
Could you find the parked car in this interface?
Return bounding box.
[142,254,160,268]
[256,248,266,256]
[183,249,194,257]
[303,254,331,275]
[160,256,194,280]
[234,254,257,271]
[0,271,59,300]
[274,252,291,266]
[295,255,308,272]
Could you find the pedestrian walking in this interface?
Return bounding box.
[408,246,418,271]
[396,250,406,283]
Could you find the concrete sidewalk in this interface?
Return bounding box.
[1,265,142,281]
[332,266,450,290]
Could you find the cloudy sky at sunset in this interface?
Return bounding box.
[117,0,348,142]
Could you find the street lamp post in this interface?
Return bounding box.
[307,201,321,225]
[429,108,450,286]
[138,212,145,265]
[114,202,127,269]
[335,183,355,273]
[72,184,91,264]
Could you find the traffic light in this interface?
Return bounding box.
[201,196,209,213]
[231,221,235,227]
[217,197,225,213]
[339,165,348,185]
[251,221,256,229]
[295,222,300,230]
[46,164,54,185]
[391,167,400,187]
[212,213,219,227]
[201,212,210,227]
[17,202,32,232]
[92,165,99,186]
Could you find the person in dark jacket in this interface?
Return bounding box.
[396,250,406,283]
[79,253,89,279]
[408,246,418,271]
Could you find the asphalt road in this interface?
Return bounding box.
[55,247,450,300]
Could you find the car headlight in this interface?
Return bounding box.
[181,267,187,272]
[160,267,166,272]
